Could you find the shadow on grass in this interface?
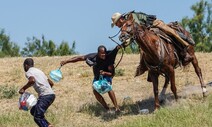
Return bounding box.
[77,96,160,121]
[78,102,104,116]
[77,88,209,121]
[78,102,120,121]
[136,97,155,113]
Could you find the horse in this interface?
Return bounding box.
[119,14,207,110]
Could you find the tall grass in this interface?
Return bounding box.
[1,95,212,127]
[0,54,212,127]
[0,85,17,99]
[0,111,34,126]
[117,95,212,127]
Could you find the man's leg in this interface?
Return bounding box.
[108,90,120,111]
[33,94,55,127]
[93,89,109,110]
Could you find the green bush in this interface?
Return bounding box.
[0,85,18,99]
[115,68,125,76]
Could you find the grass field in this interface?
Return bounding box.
[0,53,212,127]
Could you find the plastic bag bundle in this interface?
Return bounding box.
[50,67,62,82]
[19,92,37,111]
[93,76,112,94]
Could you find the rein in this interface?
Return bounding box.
[109,31,124,68]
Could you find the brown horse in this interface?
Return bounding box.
[119,14,207,110]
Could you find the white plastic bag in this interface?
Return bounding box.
[19,92,37,111]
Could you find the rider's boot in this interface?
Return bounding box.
[187,37,195,46]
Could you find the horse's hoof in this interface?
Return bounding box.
[159,99,166,105]
[153,107,160,114]
[154,105,160,111]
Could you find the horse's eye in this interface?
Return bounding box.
[127,23,132,27]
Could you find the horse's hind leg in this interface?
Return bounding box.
[191,55,207,97]
[169,67,178,100]
[159,76,169,102]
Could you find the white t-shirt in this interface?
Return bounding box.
[25,67,54,96]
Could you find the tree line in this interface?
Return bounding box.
[0,0,211,57]
[125,0,212,54]
[181,0,212,52]
[0,29,77,57]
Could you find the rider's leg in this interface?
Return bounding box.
[153,20,189,46]
[153,20,193,63]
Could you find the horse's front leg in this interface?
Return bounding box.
[149,71,160,110]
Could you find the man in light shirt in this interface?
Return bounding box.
[19,58,55,127]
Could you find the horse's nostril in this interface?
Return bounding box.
[119,37,124,42]
[119,34,131,43]
[119,34,125,42]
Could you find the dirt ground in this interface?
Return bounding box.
[0,52,212,126]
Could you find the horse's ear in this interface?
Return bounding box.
[128,13,133,21]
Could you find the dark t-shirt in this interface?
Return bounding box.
[84,47,118,80]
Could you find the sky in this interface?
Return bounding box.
[0,0,200,54]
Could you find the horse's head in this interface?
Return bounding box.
[119,14,137,47]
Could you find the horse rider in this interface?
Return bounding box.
[111,11,194,76]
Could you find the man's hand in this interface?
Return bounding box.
[48,79,54,88]
[116,45,122,50]
[100,70,112,76]
[19,88,25,94]
[100,70,105,75]
[60,61,67,66]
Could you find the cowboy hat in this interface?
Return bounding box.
[111,12,122,28]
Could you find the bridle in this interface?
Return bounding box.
[120,21,169,77]
[119,21,138,48]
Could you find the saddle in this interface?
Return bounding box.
[167,21,195,46]
[149,27,173,44]
[149,22,195,46]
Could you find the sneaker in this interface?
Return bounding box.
[115,109,121,115]
[106,109,115,114]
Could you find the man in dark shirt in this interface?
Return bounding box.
[60,45,121,112]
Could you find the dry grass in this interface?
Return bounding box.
[0,52,212,127]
